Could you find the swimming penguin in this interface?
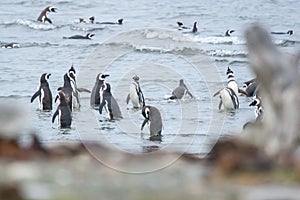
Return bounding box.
[31,73,52,111]
[96,18,123,25]
[141,105,163,140]
[249,97,263,121]
[213,67,245,110]
[192,21,198,33]
[79,16,95,24]
[1,43,20,48]
[169,79,193,100]
[126,75,145,109]
[225,29,235,36]
[177,21,189,30]
[37,6,56,24]
[271,30,294,35]
[63,33,95,39]
[90,73,109,108]
[55,73,73,111]
[52,91,72,128]
[242,78,258,97]
[99,83,122,120]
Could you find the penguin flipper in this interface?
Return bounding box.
[218,99,223,110]
[238,88,249,96]
[31,90,41,103]
[141,118,149,131]
[213,89,222,97]
[187,90,193,98]
[52,109,59,123]
[126,93,130,104]
[45,17,52,24]
[99,101,106,114]
[77,87,91,93]
[54,94,59,103]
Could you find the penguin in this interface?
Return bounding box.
[1,43,20,48]
[79,16,95,24]
[249,97,263,121]
[126,75,145,109]
[192,21,198,33]
[271,30,293,35]
[96,18,123,25]
[225,29,235,36]
[99,83,122,120]
[52,91,72,128]
[55,73,73,111]
[90,73,109,108]
[37,6,56,24]
[169,79,193,100]
[31,73,52,111]
[242,78,258,97]
[63,33,95,39]
[177,21,189,30]
[213,67,246,110]
[141,105,163,140]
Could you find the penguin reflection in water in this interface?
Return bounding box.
[126,75,145,109]
[141,106,163,141]
[99,83,122,120]
[31,73,52,111]
[52,92,72,128]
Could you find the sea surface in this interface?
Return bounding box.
[0,0,299,155]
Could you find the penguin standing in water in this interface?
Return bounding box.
[126,75,145,109]
[67,65,91,110]
[192,21,198,33]
[214,67,247,110]
[249,97,264,121]
[141,105,163,140]
[99,83,122,120]
[52,92,72,128]
[55,73,73,111]
[90,73,109,108]
[169,79,193,100]
[37,6,57,24]
[31,73,52,111]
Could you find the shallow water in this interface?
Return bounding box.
[0,0,299,155]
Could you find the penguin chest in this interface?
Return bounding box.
[227,81,238,95]
[220,88,239,109]
[40,89,45,110]
[129,85,140,107]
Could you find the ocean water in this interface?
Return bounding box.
[0,0,299,155]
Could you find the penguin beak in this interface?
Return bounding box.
[249,100,256,106]
[104,74,110,78]
[51,8,57,12]
[47,73,51,79]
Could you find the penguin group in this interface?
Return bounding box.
[31,65,91,128]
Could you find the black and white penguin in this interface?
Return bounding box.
[271,30,294,35]
[52,92,72,128]
[55,73,73,111]
[31,73,52,111]
[169,79,193,100]
[213,67,242,110]
[37,6,56,24]
[1,43,20,48]
[249,97,263,121]
[141,105,163,140]
[99,83,122,120]
[90,73,109,108]
[177,21,189,30]
[63,33,95,39]
[242,78,258,97]
[225,29,235,36]
[79,16,95,24]
[96,18,123,25]
[126,75,145,109]
[192,21,198,33]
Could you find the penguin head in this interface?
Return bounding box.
[89,16,95,23]
[98,73,110,81]
[225,29,235,36]
[68,65,76,81]
[41,73,51,82]
[226,66,234,75]
[86,33,95,39]
[287,30,293,35]
[177,21,183,27]
[179,79,184,85]
[47,6,57,13]
[79,18,86,23]
[249,97,261,107]
[58,91,67,102]
[142,106,151,120]
[132,75,140,82]
[118,18,123,24]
